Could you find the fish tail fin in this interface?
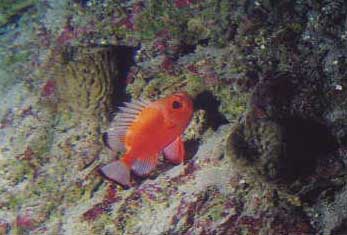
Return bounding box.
[100,158,131,187]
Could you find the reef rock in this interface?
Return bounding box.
[1,0,347,235]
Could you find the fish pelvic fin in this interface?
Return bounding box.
[100,160,131,187]
[131,154,159,177]
[163,136,185,164]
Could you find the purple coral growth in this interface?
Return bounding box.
[41,80,56,97]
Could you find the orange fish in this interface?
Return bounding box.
[101,92,194,186]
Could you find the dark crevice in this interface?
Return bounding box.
[177,42,197,56]
[279,117,338,182]
[109,45,139,116]
[333,218,347,235]
[102,132,112,150]
[0,4,36,30]
[194,91,229,130]
[185,139,200,160]
[197,38,210,46]
[101,45,138,150]
[298,183,344,205]
[177,39,211,57]
[73,0,92,7]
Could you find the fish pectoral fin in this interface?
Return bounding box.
[163,136,185,164]
[100,160,131,187]
[131,155,159,177]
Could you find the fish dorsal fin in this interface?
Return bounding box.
[105,99,151,152]
[131,154,159,177]
[163,136,185,164]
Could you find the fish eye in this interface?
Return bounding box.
[172,100,182,109]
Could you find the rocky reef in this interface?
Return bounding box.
[1,0,347,234]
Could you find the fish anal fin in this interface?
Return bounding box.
[131,154,158,177]
[163,136,185,164]
[100,160,131,187]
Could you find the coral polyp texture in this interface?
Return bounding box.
[0,0,347,234]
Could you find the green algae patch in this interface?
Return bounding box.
[186,17,211,42]
[127,73,205,99]
[90,214,116,234]
[0,0,36,27]
[212,85,249,122]
[7,193,27,210]
[126,77,147,99]
[199,193,229,222]
[3,158,35,185]
[54,48,114,118]
[226,120,285,181]
[134,1,173,41]
[3,49,31,66]
[133,0,236,46]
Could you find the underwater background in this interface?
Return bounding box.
[1,0,347,234]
